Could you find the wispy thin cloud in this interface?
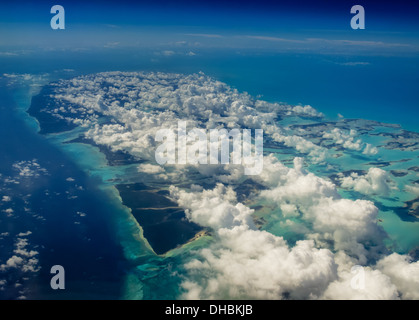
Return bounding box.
[161,50,176,56]
[183,33,223,38]
[245,35,306,43]
[336,61,371,66]
[0,51,19,56]
[104,24,121,29]
[103,42,120,48]
[246,35,413,48]
[307,38,413,48]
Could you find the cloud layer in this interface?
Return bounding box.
[33,71,419,300]
[168,156,416,300]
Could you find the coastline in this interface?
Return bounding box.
[27,84,204,257]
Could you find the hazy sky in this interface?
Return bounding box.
[0,0,418,56]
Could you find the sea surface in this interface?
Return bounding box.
[0,49,418,299]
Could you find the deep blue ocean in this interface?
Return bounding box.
[0,76,127,299]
